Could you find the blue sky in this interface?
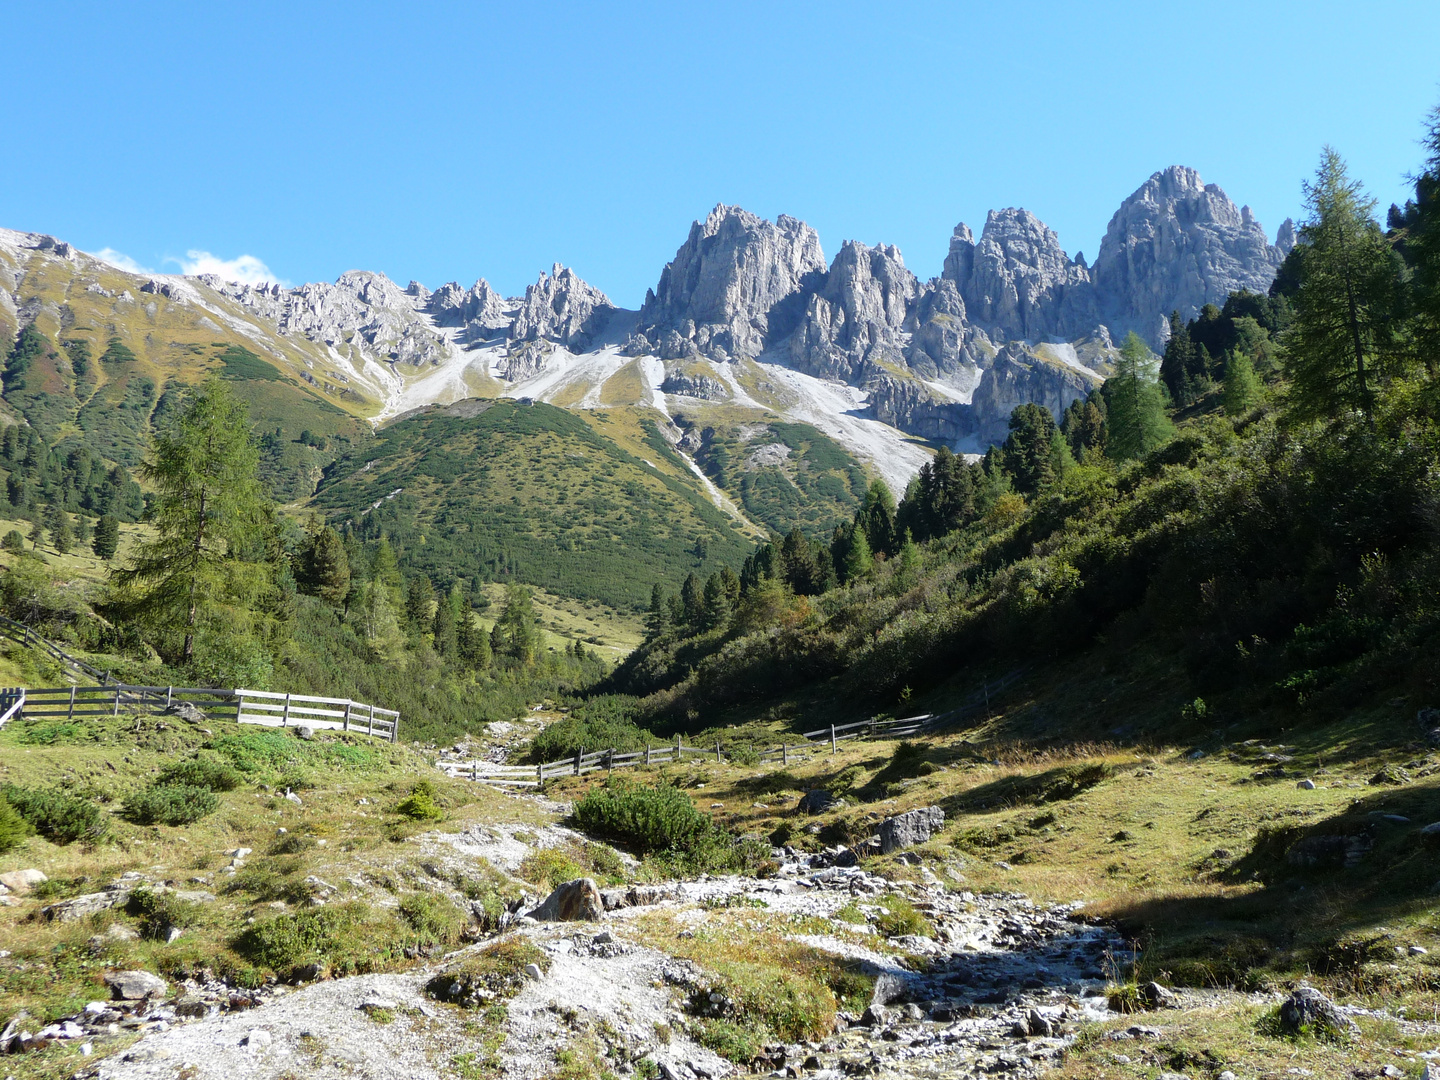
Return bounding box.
[5,1,1438,305]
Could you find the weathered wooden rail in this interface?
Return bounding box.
[454,668,1026,790]
[0,683,398,741]
[0,613,110,683]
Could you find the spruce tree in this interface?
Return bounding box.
[855,480,896,557]
[1002,404,1060,496]
[298,520,351,605]
[92,514,119,560]
[1106,332,1175,460]
[45,505,72,555]
[646,583,670,635]
[701,572,729,630]
[432,590,457,656]
[679,572,703,628]
[404,574,435,631]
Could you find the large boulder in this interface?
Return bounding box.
[528,877,604,922]
[797,790,841,815]
[104,969,168,1001]
[0,869,47,895]
[42,890,129,922]
[1277,986,1358,1039]
[878,806,945,855]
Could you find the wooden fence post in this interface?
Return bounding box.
[607,748,614,773]
[674,734,681,760]
[715,741,722,763]
[781,743,788,766]
[68,685,76,721]
[112,686,120,717]
[166,686,173,709]
[390,714,398,743]
[830,725,837,755]
[983,680,990,716]
[473,758,478,782]
[536,763,543,788]
[343,701,351,732]
[575,747,583,777]
[645,743,651,766]
[367,702,374,737]
[282,692,292,727]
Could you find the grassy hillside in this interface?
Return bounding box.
[0,244,374,504]
[311,399,759,610]
[677,412,870,539]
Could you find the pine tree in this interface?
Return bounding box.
[1106,332,1175,460]
[1283,147,1402,419]
[1,530,23,554]
[1159,311,1197,404]
[1407,105,1440,374]
[843,525,873,582]
[854,480,896,557]
[298,519,351,605]
[1223,350,1262,416]
[646,583,670,636]
[45,505,72,555]
[679,572,703,628]
[92,514,119,560]
[404,574,435,631]
[432,590,457,656]
[112,380,270,664]
[493,584,541,664]
[701,572,729,630]
[1002,403,1060,496]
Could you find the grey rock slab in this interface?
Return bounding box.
[528,877,604,922]
[0,868,47,894]
[878,806,945,854]
[105,970,169,1001]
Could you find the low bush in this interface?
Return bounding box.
[123,783,218,826]
[425,936,549,1007]
[574,778,717,855]
[518,848,585,890]
[396,780,445,821]
[0,793,33,853]
[233,901,399,979]
[397,892,467,948]
[527,696,651,763]
[872,893,934,938]
[1,783,109,844]
[157,757,242,792]
[126,886,198,941]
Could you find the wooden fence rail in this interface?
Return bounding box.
[455,668,1026,790]
[0,682,399,740]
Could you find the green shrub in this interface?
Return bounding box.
[397,892,466,948]
[207,730,302,775]
[126,886,198,941]
[583,841,628,883]
[13,721,83,746]
[233,901,398,978]
[268,833,317,856]
[697,1019,763,1063]
[527,696,651,763]
[1,783,108,844]
[518,848,585,890]
[0,793,33,853]
[826,764,866,796]
[425,936,549,1006]
[157,757,242,792]
[873,893,934,938]
[123,784,218,826]
[574,778,717,855]
[396,780,445,821]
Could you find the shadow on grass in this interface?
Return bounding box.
[1098,781,1440,988]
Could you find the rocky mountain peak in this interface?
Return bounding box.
[636,204,826,361]
[1090,165,1286,343]
[427,278,511,338]
[788,240,918,380]
[944,208,1094,343]
[509,264,614,350]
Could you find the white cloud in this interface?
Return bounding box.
[95,248,153,275]
[170,250,287,287]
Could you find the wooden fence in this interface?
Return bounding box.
[453,668,1026,790]
[0,614,110,683]
[0,683,398,741]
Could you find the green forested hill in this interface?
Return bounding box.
[311,400,757,610]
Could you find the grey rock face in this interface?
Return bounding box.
[510,263,615,350]
[216,270,452,367]
[427,278,511,341]
[878,806,944,854]
[789,241,917,381]
[638,204,826,361]
[946,210,1095,343]
[903,278,983,376]
[660,367,728,400]
[1090,166,1287,344]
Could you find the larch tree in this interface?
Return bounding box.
[1106,332,1175,460]
[113,380,270,665]
[1283,147,1402,419]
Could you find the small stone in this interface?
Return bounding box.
[528,878,604,922]
[1277,985,1357,1038]
[359,998,397,1012]
[242,1028,273,1049]
[1141,981,1177,1008]
[1297,779,1316,790]
[524,963,543,979]
[226,848,252,859]
[1409,945,1429,956]
[295,725,315,740]
[285,790,303,806]
[1218,1073,1236,1080]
